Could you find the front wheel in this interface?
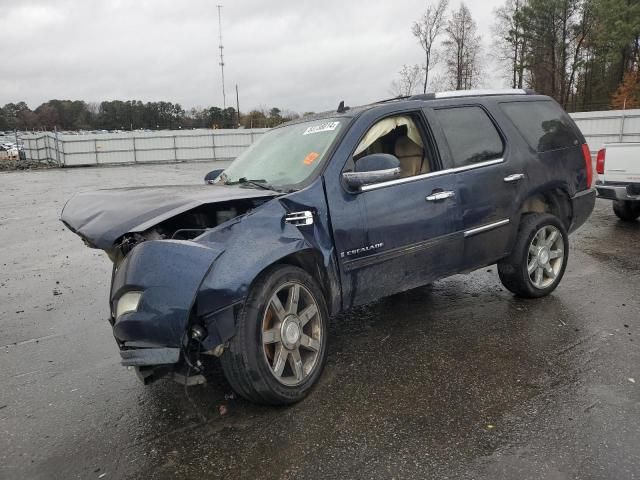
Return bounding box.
[221,265,328,405]
[613,200,640,222]
[498,213,569,298]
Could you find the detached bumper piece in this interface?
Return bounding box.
[120,347,181,367]
[133,360,207,386]
[569,188,596,233]
[596,183,640,201]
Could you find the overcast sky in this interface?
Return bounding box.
[0,0,506,113]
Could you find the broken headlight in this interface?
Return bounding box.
[115,291,142,319]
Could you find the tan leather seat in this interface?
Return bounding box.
[395,136,427,177]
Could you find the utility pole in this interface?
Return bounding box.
[235,84,240,127]
[217,5,227,109]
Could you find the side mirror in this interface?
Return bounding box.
[342,153,401,190]
[204,168,224,184]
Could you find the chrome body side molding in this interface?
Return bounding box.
[360,158,504,192]
[464,219,510,238]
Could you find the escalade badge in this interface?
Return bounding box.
[340,242,384,258]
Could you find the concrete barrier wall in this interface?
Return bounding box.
[570,109,640,151]
[21,128,268,167]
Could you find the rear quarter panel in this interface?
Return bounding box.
[482,97,590,249]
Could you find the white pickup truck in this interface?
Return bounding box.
[595,143,640,221]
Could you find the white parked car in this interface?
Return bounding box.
[595,143,640,221]
[0,145,16,160]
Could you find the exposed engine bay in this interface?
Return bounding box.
[109,198,270,261]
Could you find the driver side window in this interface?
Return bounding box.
[353,115,433,178]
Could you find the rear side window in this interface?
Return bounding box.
[500,101,580,152]
[434,106,504,168]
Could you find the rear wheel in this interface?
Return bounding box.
[221,265,328,405]
[613,200,640,222]
[498,213,569,298]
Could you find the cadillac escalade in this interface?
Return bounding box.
[61,89,596,405]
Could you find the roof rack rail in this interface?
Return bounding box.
[409,93,436,100]
[409,89,535,100]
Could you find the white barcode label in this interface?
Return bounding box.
[303,121,340,135]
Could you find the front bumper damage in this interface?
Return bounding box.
[120,347,181,367]
[110,239,224,367]
[74,179,340,386]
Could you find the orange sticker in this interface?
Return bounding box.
[303,152,320,165]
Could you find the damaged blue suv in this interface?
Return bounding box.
[61,90,596,405]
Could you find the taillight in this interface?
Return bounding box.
[581,144,593,188]
[596,148,606,175]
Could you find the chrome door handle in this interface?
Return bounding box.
[504,173,525,183]
[426,191,455,202]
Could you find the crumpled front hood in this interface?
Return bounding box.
[60,184,280,250]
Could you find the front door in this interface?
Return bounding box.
[325,110,463,308]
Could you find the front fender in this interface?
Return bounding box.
[194,180,340,345]
[110,240,223,348]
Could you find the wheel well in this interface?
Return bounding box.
[274,250,338,315]
[519,188,572,229]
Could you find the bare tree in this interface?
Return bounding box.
[390,64,423,97]
[443,3,482,90]
[491,0,527,88]
[412,0,449,93]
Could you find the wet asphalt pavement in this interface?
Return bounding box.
[1,163,639,480]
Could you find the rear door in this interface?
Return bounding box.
[427,104,524,270]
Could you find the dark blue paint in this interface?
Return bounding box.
[195,179,341,319]
[111,240,223,347]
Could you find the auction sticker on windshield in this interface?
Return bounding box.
[303,121,340,135]
[303,152,320,165]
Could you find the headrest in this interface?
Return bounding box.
[395,136,423,158]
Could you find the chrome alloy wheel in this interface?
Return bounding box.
[527,225,564,289]
[261,282,322,386]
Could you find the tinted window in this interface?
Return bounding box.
[434,106,504,167]
[500,101,580,152]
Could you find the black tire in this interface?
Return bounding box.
[498,213,569,298]
[613,200,640,222]
[221,265,329,405]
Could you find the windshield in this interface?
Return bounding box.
[219,118,345,189]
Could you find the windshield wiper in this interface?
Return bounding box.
[227,177,278,191]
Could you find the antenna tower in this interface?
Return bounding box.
[217,5,227,109]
